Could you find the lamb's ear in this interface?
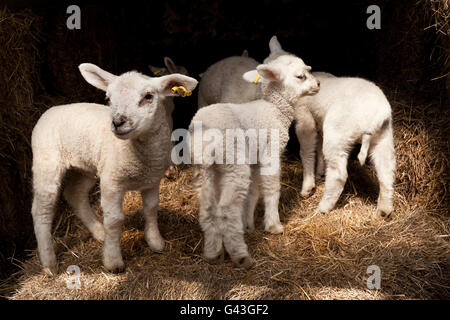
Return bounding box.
[242,49,249,57]
[79,63,116,92]
[269,35,283,53]
[149,65,166,76]
[257,64,283,82]
[164,57,177,74]
[157,74,198,96]
[243,70,259,83]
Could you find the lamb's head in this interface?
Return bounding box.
[243,55,320,104]
[149,57,189,77]
[79,63,197,140]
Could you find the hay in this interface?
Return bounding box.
[0,8,43,279]
[374,0,449,102]
[388,93,449,211]
[3,94,449,300]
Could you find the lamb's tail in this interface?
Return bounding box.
[358,117,392,166]
[188,120,217,168]
[188,121,202,166]
[358,133,371,166]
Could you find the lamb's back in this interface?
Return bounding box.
[199,56,260,107]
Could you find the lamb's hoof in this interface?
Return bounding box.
[92,225,105,242]
[204,249,225,265]
[108,265,126,274]
[104,258,125,273]
[43,265,58,277]
[314,208,327,215]
[233,256,255,270]
[315,174,325,182]
[317,202,332,214]
[376,209,392,220]
[265,223,284,234]
[301,187,314,198]
[245,224,255,233]
[147,236,166,253]
[164,165,178,180]
[301,179,315,198]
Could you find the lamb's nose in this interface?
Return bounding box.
[112,118,126,128]
[317,80,320,87]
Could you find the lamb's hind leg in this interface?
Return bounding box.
[317,136,350,213]
[199,167,224,263]
[63,171,104,241]
[31,162,65,275]
[370,127,395,218]
[219,165,254,269]
[243,168,260,233]
[259,166,284,234]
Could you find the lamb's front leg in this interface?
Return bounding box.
[295,110,318,198]
[100,188,126,273]
[142,187,165,252]
[317,149,349,213]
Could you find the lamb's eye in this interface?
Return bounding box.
[144,93,153,101]
[296,74,306,80]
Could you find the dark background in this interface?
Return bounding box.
[5,0,447,129]
[0,0,448,282]
[11,0,382,77]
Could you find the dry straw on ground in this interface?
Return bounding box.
[3,93,450,300]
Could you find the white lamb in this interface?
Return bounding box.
[197,52,261,108]
[301,75,396,216]
[31,63,198,275]
[268,38,396,217]
[190,55,320,268]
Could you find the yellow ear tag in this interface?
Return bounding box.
[171,86,192,97]
[153,69,163,76]
[253,73,260,84]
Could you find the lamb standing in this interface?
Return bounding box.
[31,63,198,274]
[197,38,320,199]
[268,37,396,217]
[190,55,320,268]
[301,75,395,216]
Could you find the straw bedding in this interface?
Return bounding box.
[4,93,450,299]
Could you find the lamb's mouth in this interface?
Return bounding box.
[113,128,135,138]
